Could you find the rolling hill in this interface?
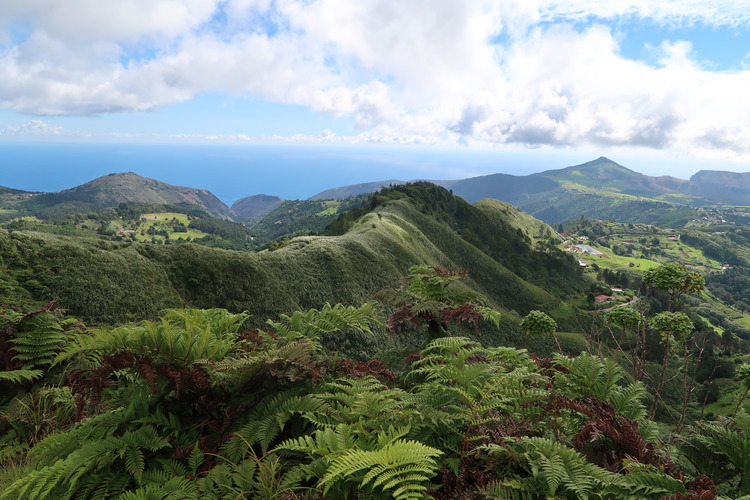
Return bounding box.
[10,172,237,220]
[0,184,582,343]
[230,194,284,221]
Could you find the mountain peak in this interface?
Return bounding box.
[30,172,236,219]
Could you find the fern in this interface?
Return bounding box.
[678,410,750,492]
[321,439,442,499]
[277,423,441,500]
[307,377,412,431]
[55,308,246,366]
[488,436,616,498]
[1,393,189,500]
[266,302,380,345]
[552,352,623,401]
[0,369,43,384]
[223,389,327,460]
[210,339,316,388]
[8,313,67,369]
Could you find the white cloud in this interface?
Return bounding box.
[2,0,750,160]
[0,0,218,41]
[2,119,61,135]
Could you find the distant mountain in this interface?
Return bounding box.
[0,185,34,195]
[231,194,284,221]
[307,157,750,225]
[20,172,237,219]
[688,170,750,204]
[309,180,410,200]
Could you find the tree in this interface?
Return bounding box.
[643,262,704,312]
[648,311,693,420]
[606,304,647,381]
[734,364,750,418]
[521,310,561,354]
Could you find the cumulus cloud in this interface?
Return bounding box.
[2,0,750,158]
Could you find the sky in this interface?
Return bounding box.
[3,0,750,195]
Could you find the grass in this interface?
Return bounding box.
[315,201,341,216]
[125,212,209,243]
[571,231,723,274]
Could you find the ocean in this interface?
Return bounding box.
[0,142,580,203]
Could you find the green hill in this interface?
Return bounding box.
[248,196,368,247]
[307,157,750,226]
[0,183,581,333]
[230,194,284,221]
[15,172,237,220]
[448,157,704,224]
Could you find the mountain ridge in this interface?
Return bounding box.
[13,172,237,220]
[6,156,750,225]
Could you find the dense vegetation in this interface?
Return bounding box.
[0,280,743,498]
[248,195,368,249]
[4,181,750,498]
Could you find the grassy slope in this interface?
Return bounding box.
[0,190,571,336]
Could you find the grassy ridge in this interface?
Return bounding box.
[0,185,580,335]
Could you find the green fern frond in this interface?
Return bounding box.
[276,423,357,458]
[608,381,648,422]
[0,369,43,384]
[320,439,442,500]
[55,308,246,366]
[494,436,616,498]
[266,302,380,345]
[7,311,67,369]
[210,339,316,387]
[223,390,327,460]
[552,352,623,401]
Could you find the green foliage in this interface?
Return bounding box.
[56,308,247,365]
[521,310,561,353]
[520,310,557,336]
[678,409,750,494]
[377,264,500,339]
[650,311,693,345]
[267,301,379,345]
[643,262,705,311]
[605,304,640,329]
[0,302,710,500]
[319,437,442,500]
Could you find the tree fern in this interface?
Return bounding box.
[55,308,246,366]
[266,302,380,346]
[222,389,327,460]
[678,410,750,493]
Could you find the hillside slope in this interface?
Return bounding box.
[20,172,237,219]
[231,194,284,220]
[0,184,583,332]
[308,157,750,225]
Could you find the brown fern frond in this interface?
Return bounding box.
[442,303,483,335]
[332,358,396,380]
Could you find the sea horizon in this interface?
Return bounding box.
[0,142,597,204]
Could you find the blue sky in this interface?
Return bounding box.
[3,0,750,190]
